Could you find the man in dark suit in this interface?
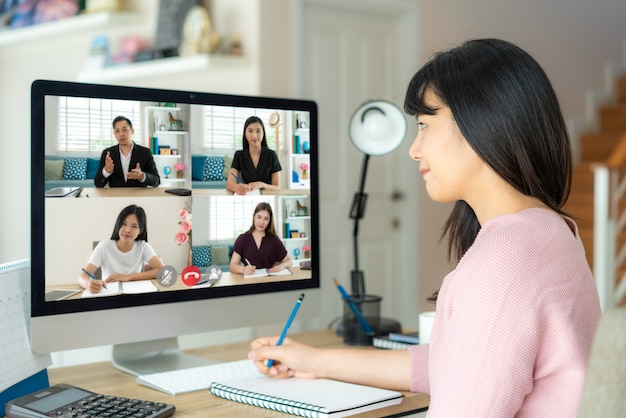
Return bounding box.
[94,116,160,188]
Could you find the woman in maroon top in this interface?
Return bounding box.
[230,202,292,275]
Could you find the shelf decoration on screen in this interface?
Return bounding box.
[169,112,183,131]
[300,162,309,179]
[174,163,185,178]
[296,200,308,216]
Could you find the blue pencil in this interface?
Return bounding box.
[267,293,305,368]
[333,278,375,336]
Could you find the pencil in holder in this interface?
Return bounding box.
[342,294,381,346]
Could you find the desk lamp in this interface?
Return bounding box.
[346,100,407,335]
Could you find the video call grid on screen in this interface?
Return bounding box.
[31,80,319,317]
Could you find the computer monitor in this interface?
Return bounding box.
[30,80,320,376]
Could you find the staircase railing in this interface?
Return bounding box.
[593,131,626,310]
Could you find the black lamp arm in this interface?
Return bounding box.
[350,154,370,220]
[349,154,370,296]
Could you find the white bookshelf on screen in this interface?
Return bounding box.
[143,106,190,188]
[279,195,311,267]
[289,127,311,190]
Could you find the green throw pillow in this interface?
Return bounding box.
[45,159,65,180]
[222,154,233,180]
[211,245,230,265]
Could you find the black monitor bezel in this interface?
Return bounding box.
[31,79,319,317]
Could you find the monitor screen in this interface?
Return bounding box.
[30,80,320,375]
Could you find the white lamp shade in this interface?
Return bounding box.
[348,100,407,156]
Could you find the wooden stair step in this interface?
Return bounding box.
[598,104,626,132]
[618,76,626,103]
[579,132,622,161]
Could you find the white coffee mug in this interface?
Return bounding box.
[419,311,436,344]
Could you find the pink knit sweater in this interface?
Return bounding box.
[409,208,601,417]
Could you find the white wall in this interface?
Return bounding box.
[418,0,626,122]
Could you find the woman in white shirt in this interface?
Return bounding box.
[78,204,163,293]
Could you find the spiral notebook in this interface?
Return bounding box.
[210,375,403,417]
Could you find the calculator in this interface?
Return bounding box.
[5,383,175,418]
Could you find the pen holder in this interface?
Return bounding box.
[342,294,381,346]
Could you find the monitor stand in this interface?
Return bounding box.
[112,337,217,376]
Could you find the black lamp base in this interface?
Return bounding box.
[336,316,402,346]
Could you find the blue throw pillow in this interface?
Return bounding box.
[191,155,207,181]
[62,158,87,180]
[86,158,100,179]
[203,156,225,181]
[192,245,211,267]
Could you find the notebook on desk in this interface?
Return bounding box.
[243,268,292,279]
[209,375,403,417]
[81,280,157,298]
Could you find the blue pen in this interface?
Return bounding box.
[82,268,108,289]
[333,278,375,336]
[267,293,305,368]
